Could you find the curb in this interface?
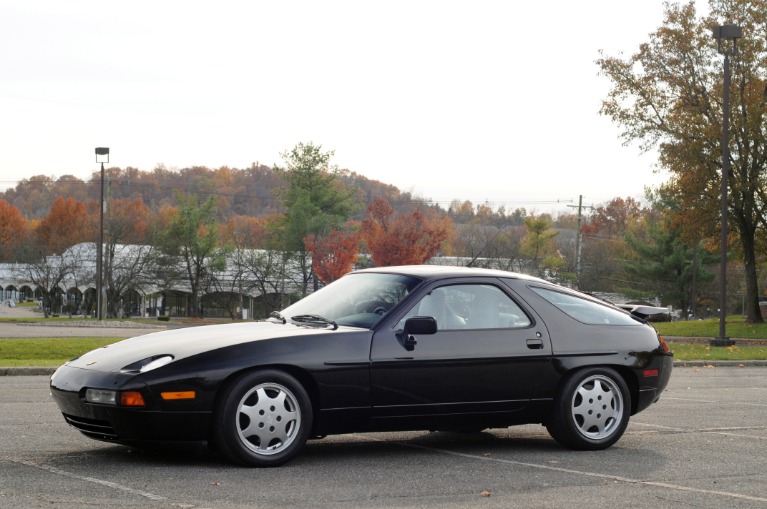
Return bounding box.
[672,360,767,367]
[665,336,767,345]
[1,367,57,376]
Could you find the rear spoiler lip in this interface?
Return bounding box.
[617,304,669,319]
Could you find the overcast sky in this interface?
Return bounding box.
[0,1,711,214]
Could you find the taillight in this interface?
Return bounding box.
[657,334,670,353]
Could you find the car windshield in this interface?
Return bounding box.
[280,272,422,329]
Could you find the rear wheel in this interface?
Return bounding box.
[213,370,312,467]
[546,367,630,450]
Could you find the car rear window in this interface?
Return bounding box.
[530,287,637,325]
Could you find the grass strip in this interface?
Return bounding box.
[654,317,767,340]
[0,338,117,366]
[667,342,767,361]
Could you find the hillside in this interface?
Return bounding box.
[0,164,412,221]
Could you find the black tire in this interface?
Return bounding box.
[213,370,312,467]
[546,367,630,450]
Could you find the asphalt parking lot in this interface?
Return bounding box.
[1,367,765,508]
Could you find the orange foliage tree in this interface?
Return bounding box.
[0,199,27,261]
[36,197,94,253]
[304,226,361,284]
[220,215,269,248]
[108,197,150,245]
[361,197,454,267]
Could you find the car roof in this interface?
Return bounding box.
[353,265,547,283]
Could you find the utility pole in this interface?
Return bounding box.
[567,195,588,284]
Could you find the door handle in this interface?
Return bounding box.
[526,339,544,350]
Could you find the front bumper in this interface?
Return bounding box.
[50,364,211,443]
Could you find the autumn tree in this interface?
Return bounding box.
[304,225,361,284]
[36,197,94,254]
[598,0,767,322]
[448,200,476,224]
[102,198,154,317]
[220,215,269,249]
[273,142,359,295]
[361,197,453,266]
[6,175,90,218]
[0,199,27,261]
[578,197,647,292]
[208,215,272,319]
[581,198,643,237]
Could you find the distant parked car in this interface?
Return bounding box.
[617,303,671,322]
[50,265,673,467]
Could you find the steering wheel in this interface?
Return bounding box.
[373,307,387,315]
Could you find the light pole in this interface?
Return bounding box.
[711,25,742,347]
[95,147,109,321]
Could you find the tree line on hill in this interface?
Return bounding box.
[0,141,738,321]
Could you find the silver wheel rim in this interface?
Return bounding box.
[236,382,301,456]
[570,374,623,440]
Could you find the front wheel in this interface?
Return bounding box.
[213,370,312,467]
[546,367,630,450]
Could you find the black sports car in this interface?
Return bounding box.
[50,265,673,467]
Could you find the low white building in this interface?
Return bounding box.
[0,243,306,319]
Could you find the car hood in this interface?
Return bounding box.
[64,321,344,373]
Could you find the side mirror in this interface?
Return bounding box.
[402,316,437,350]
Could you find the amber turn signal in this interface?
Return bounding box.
[120,391,146,407]
[160,391,196,400]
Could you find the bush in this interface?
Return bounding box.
[157,315,170,322]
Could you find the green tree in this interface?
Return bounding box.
[522,216,560,278]
[158,193,227,317]
[624,215,717,318]
[598,0,767,322]
[273,142,358,295]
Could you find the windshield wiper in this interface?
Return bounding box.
[290,314,338,330]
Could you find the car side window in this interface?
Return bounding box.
[397,284,531,331]
[530,286,637,325]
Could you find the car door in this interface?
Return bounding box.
[369,278,553,419]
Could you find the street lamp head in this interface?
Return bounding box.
[712,24,743,55]
[95,147,110,164]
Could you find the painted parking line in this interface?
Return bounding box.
[10,459,176,504]
[660,396,767,408]
[632,421,767,440]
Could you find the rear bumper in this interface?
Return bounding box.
[635,352,673,413]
